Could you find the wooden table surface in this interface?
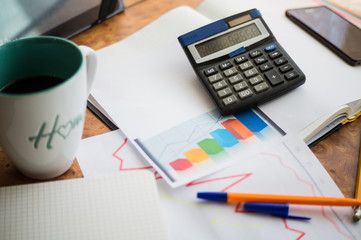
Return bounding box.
[1,0,361,198]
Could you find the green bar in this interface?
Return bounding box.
[197,138,224,155]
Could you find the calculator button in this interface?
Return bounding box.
[233,81,248,91]
[279,64,293,73]
[223,67,238,77]
[204,67,218,76]
[269,50,282,59]
[217,87,232,98]
[264,43,277,52]
[249,75,264,85]
[254,82,269,93]
[238,61,253,71]
[274,57,288,66]
[223,95,238,106]
[244,68,259,78]
[285,71,299,80]
[249,49,262,58]
[208,73,222,83]
[228,74,243,84]
[234,55,247,64]
[238,89,254,99]
[213,80,227,90]
[265,70,283,86]
[254,56,267,65]
[219,61,233,70]
[259,62,273,72]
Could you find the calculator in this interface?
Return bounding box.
[178,9,305,115]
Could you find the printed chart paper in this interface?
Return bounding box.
[138,109,280,185]
[77,131,361,239]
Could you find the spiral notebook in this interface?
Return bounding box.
[0,171,167,240]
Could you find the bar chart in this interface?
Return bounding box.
[141,109,281,181]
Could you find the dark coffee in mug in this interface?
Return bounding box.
[0,75,65,94]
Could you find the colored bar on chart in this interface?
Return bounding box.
[184,148,209,163]
[210,129,239,147]
[169,158,193,171]
[221,119,254,140]
[234,110,267,132]
[197,139,224,155]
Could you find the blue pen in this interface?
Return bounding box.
[197,192,311,220]
[243,202,311,220]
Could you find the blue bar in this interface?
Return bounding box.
[234,110,267,133]
[210,129,239,147]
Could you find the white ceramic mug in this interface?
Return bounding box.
[0,36,97,179]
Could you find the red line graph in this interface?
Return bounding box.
[283,219,306,240]
[186,173,252,192]
[262,152,317,195]
[260,152,352,239]
[321,207,353,239]
[112,138,162,179]
[111,139,352,239]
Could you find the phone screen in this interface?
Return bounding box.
[286,6,361,65]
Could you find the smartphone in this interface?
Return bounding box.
[286,6,361,66]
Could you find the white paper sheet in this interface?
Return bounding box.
[77,131,361,239]
[93,37,287,187]
[90,0,361,187]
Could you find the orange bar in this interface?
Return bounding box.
[227,193,361,206]
[184,148,208,163]
[221,119,254,140]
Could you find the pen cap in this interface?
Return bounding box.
[197,192,228,202]
[243,202,289,217]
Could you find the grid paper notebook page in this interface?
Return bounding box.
[0,171,167,240]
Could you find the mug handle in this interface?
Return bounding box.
[79,45,97,96]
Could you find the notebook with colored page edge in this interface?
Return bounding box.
[299,98,361,146]
[0,171,167,240]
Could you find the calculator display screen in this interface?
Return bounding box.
[195,23,262,58]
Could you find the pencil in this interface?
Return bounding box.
[197,192,361,206]
[353,135,361,221]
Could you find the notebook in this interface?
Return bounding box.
[0,171,167,240]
